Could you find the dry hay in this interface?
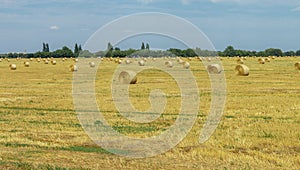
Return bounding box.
[89,62,95,68]
[183,62,190,69]
[138,60,145,66]
[51,60,57,65]
[70,65,78,72]
[177,58,184,64]
[258,58,265,64]
[165,61,173,68]
[125,60,131,64]
[207,64,222,74]
[237,58,244,64]
[118,71,137,84]
[265,58,271,62]
[271,56,276,60]
[295,62,300,70]
[44,60,49,64]
[235,64,250,76]
[24,62,30,67]
[9,64,17,70]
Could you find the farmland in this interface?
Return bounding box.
[0,57,299,169]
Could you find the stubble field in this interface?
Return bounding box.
[0,57,299,169]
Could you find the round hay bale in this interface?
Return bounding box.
[271,56,276,60]
[70,65,78,72]
[118,60,122,64]
[258,58,265,64]
[7,59,10,62]
[183,62,190,69]
[125,60,131,64]
[177,58,184,64]
[207,64,222,74]
[9,64,17,70]
[237,58,244,64]
[74,58,79,62]
[44,60,49,64]
[138,60,145,66]
[89,62,95,67]
[235,64,249,76]
[0,59,2,62]
[295,62,300,70]
[51,60,57,65]
[165,61,173,68]
[24,61,30,67]
[265,58,271,62]
[36,58,41,62]
[119,71,137,84]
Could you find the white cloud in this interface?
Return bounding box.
[50,25,59,30]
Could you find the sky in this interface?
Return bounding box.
[1,0,300,53]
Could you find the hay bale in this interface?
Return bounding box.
[165,61,173,68]
[258,58,265,64]
[74,58,79,62]
[24,62,30,67]
[138,60,145,66]
[44,60,49,64]
[125,60,131,64]
[70,65,78,72]
[183,62,190,69]
[9,64,17,70]
[295,62,300,70]
[177,58,184,64]
[207,64,222,74]
[271,56,276,60]
[51,60,57,65]
[265,58,271,62]
[89,62,95,67]
[235,64,249,76]
[119,71,137,84]
[237,58,244,64]
[0,59,2,62]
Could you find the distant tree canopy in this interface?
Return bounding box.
[1,43,300,58]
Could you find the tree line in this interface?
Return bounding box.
[1,43,300,59]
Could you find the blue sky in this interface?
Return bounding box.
[1,0,300,53]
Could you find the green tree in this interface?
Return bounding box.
[296,50,300,56]
[52,46,74,58]
[146,43,150,50]
[74,43,79,57]
[265,48,283,57]
[141,42,145,50]
[223,46,236,57]
[284,51,295,56]
[46,43,49,52]
[43,43,46,52]
[78,45,82,52]
[43,43,49,52]
[107,42,113,52]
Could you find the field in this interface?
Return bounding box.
[0,57,299,169]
